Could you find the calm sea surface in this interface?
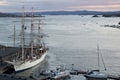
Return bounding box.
[0,15,120,79]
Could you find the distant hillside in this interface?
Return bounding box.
[13,10,120,17]
[0,12,17,17]
[0,10,120,17]
[40,10,120,15]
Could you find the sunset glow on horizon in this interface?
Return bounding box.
[0,0,120,12]
[69,4,120,11]
[0,1,7,6]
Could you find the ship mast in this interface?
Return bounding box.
[38,17,41,46]
[21,3,25,60]
[13,24,16,47]
[30,7,34,59]
[38,16,45,49]
[97,44,100,71]
[97,45,107,71]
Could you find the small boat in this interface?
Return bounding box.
[40,66,71,80]
[84,45,107,80]
[52,70,70,79]
[84,70,107,80]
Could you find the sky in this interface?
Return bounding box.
[0,0,120,12]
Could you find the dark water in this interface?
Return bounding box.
[0,15,120,79]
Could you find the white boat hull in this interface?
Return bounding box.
[14,52,47,72]
[84,70,107,80]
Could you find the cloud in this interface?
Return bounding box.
[69,4,120,11]
[0,0,120,12]
[0,0,7,6]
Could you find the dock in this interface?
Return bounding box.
[70,69,120,80]
[107,75,120,80]
[1,67,120,80]
[0,74,36,80]
[70,70,87,75]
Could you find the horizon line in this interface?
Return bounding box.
[2,10,120,13]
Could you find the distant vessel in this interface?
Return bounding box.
[84,45,107,80]
[6,5,48,72]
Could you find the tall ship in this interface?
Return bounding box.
[4,6,48,73]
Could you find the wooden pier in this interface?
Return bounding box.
[107,75,120,80]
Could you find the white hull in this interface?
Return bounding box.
[14,52,47,72]
[84,70,107,80]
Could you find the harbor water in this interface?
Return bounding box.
[0,15,120,79]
